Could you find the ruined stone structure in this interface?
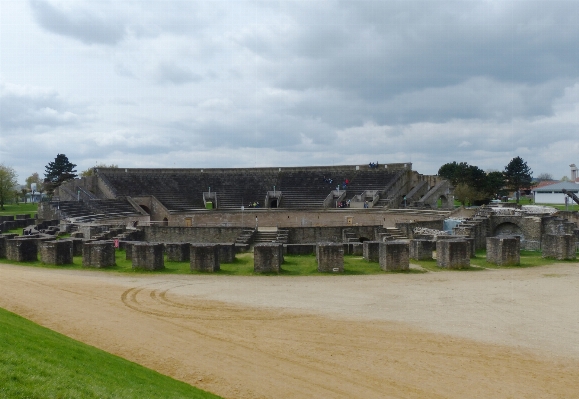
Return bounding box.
[217,243,236,263]
[409,239,436,260]
[190,244,220,272]
[542,234,576,260]
[132,242,165,270]
[82,241,116,268]
[254,243,283,273]
[486,236,520,266]
[363,241,381,262]
[316,243,344,273]
[6,239,38,262]
[379,240,410,271]
[39,240,73,265]
[436,240,470,269]
[165,242,190,262]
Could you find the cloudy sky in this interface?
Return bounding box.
[1,0,579,183]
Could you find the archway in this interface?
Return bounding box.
[139,205,151,214]
[162,217,168,227]
[436,195,450,209]
[270,199,278,208]
[493,222,523,237]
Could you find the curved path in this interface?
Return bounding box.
[1,263,578,398]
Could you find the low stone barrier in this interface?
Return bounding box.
[6,239,38,262]
[218,243,236,263]
[363,241,381,262]
[542,234,576,260]
[486,236,520,266]
[285,244,316,255]
[379,240,409,271]
[409,239,436,260]
[254,243,283,273]
[190,244,220,272]
[165,242,190,262]
[436,240,470,269]
[40,240,73,265]
[316,242,343,273]
[132,242,165,270]
[82,241,116,268]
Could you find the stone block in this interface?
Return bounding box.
[190,244,220,272]
[316,242,344,273]
[254,243,283,273]
[165,242,190,262]
[363,241,381,262]
[6,239,38,262]
[218,243,236,263]
[379,240,410,271]
[39,240,73,265]
[486,236,520,266]
[409,239,436,260]
[82,241,116,268]
[61,238,85,256]
[542,234,576,260]
[436,240,470,269]
[132,243,165,270]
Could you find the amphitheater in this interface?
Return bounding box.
[3,162,579,398]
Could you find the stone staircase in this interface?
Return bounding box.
[383,227,407,240]
[252,228,290,244]
[343,229,359,243]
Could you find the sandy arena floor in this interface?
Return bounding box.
[1,263,579,398]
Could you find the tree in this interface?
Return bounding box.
[484,171,506,199]
[80,163,118,177]
[536,172,554,182]
[504,156,533,203]
[438,161,492,204]
[45,154,77,186]
[0,164,18,210]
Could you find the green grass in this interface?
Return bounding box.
[0,307,221,399]
[0,203,38,218]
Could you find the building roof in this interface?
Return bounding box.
[532,181,579,192]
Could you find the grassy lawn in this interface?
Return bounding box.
[0,307,221,399]
[0,203,38,218]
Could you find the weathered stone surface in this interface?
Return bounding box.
[316,242,344,273]
[363,241,381,262]
[254,243,283,273]
[132,242,165,270]
[542,234,576,260]
[436,240,470,269]
[409,239,436,260]
[61,238,85,256]
[165,242,190,262]
[40,240,73,265]
[6,239,38,262]
[379,240,410,271]
[486,236,520,266]
[82,241,116,268]
[217,243,236,263]
[190,244,220,272]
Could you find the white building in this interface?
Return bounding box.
[532,181,579,204]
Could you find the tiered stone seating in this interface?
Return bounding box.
[49,198,141,222]
[277,171,334,209]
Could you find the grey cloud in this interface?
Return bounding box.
[30,0,127,45]
[155,63,202,85]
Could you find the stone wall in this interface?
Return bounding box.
[486,236,520,266]
[143,226,244,243]
[436,240,470,269]
[39,240,73,265]
[542,234,576,260]
[6,239,38,262]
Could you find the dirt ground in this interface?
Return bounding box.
[1,263,579,398]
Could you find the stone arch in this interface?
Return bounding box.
[493,222,523,237]
[270,199,278,208]
[436,195,451,209]
[162,217,168,226]
[359,236,370,242]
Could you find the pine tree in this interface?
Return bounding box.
[44,154,77,186]
[504,156,532,203]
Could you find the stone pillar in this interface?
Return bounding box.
[82,241,116,268]
[542,234,576,260]
[190,244,220,272]
[124,241,138,260]
[6,239,38,262]
[165,242,190,262]
[379,240,410,271]
[61,238,84,256]
[486,236,520,266]
[363,241,381,262]
[254,243,283,273]
[316,242,344,273]
[132,243,165,270]
[39,240,73,265]
[218,243,236,263]
[0,235,9,258]
[409,239,435,260]
[436,240,470,269]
